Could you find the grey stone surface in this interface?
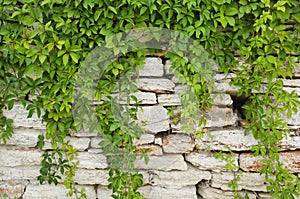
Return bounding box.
[3,103,45,129]
[211,172,268,192]
[97,186,113,199]
[136,144,163,156]
[136,78,175,93]
[90,137,104,148]
[197,186,256,199]
[139,57,164,77]
[0,128,41,147]
[205,106,237,127]
[0,148,42,167]
[74,169,109,185]
[185,152,238,172]
[23,184,96,199]
[65,137,90,151]
[139,185,197,199]
[196,130,258,151]
[137,105,169,134]
[135,154,187,171]
[157,94,181,106]
[0,166,40,181]
[133,133,155,145]
[111,91,157,105]
[164,60,173,75]
[76,152,107,169]
[162,133,194,153]
[148,165,211,188]
[211,93,233,106]
[0,180,28,198]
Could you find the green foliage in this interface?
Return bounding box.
[0,0,300,198]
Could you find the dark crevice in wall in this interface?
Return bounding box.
[231,94,250,120]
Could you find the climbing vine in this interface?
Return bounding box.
[1,0,300,198]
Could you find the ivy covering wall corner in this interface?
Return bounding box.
[0,0,300,198]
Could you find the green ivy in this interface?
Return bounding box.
[1,0,300,198]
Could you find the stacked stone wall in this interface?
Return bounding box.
[0,57,299,199]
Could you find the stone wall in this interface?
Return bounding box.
[0,57,300,199]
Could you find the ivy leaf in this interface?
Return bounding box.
[226,7,238,16]
[292,13,300,24]
[108,6,117,14]
[70,52,79,63]
[63,54,69,66]
[22,15,35,26]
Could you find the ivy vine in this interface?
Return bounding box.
[0,0,300,198]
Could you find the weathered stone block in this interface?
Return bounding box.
[195,130,258,151]
[0,128,41,147]
[65,137,90,151]
[197,186,256,199]
[185,152,238,172]
[164,60,173,75]
[162,133,194,153]
[0,148,42,167]
[0,180,28,198]
[111,91,157,105]
[90,137,103,148]
[205,106,237,127]
[74,169,109,185]
[214,82,239,95]
[138,186,197,199]
[137,105,169,134]
[133,134,155,145]
[136,144,163,156]
[136,78,175,93]
[211,172,268,192]
[139,57,164,77]
[97,186,113,199]
[211,93,233,106]
[135,154,187,171]
[278,136,300,150]
[240,151,300,173]
[157,94,181,106]
[3,103,45,129]
[23,184,96,199]
[0,166,40,181]
[76,152,107,169]
[148,165,211,188]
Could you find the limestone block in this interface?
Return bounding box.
[0,180,29,198]
[139,57,164,77]
[281,106,300,125]
[211,172,268,192]
[162,133,194,153]
[137,105,169,134]
[283,87,300,96]
[65,137,90,151]
[76,152,107,169]
[139,186,197,199]
[240,151,300,173]
[174,85,188,94]
[111,91,157,105]
[133,134,155,145]
[282,79,300,87]
[0,166,40,181]
[69,130,98,137]
[197,186,256,199]
[3,103,45,129]
[213,73,237,81]
[195,130,258,151]
[0,128,41,147]
[205,106,237,127]
[211,93,233,106]
[23,184,96,199]
[74,169,109,185]
[157,94,181,106]
[185,152,238,172]
[97,186,113,199]
[164,60,173,75]
[136,78,175,93]
[90,137,103,148]
[278,136,300,150]
[135,154,187,171]
[148,165,211,188]
[154,137,163,146]
[136,144,163,156]
[214,82,239,95]
[0,148,42,167]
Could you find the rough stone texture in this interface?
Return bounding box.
[197,186,256,199]
[213,73,237,81]
[214,82,239,95]
[97,186,113,199]
[136,78,175,93]
[136,145,163,156]
[212,172,268,192]
[139,57,164,77]
[282,106,300,125]
[196,130,258,151]
[162,133,194,153]
[0,128,40,147]
[3,103,45,129]
[0,148,42,167]
[0,166,40,181]
[205,106,237,127]
[185,152,238,172]
[278,136,300,150]
[148,165,211,188]
[65,137,90,151]
[240,151,300,173]
[74,169,109,185]
[23,184,96,199]
[90,137,103,148]
[154,137,163,146]
[135,154,187,171]
[137,105,169,133]
[111,91,157,105]
[133,134,155,145]
[139,185,197,199]
[211,93,233,106]
[0,180,28,198]
[164,60,173,75]
[157,94,181,106]
[76,152,107,169]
